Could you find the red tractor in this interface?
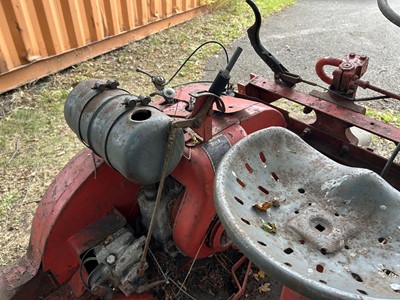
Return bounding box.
[1,1,399,299]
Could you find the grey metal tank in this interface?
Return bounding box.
[64,79,184,185]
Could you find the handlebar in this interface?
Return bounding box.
[226,47,243,72]
[209,47,243,96]
[378,0,400,27]
[246,0,301,87]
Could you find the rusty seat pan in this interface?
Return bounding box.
[214,126,400,300]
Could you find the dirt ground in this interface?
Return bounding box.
[148,248,283,300]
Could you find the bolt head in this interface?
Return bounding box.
[340,62,354,70]
[106,255,116,265]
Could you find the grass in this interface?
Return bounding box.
[0,0,295,265]
[365,107,400,156]
[366,107,400,127]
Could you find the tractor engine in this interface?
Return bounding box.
[64,79,186,298]
[62,72,287,299]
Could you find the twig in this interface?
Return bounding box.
[22,200,40,205]
[149,249,169,281]
[215,253,231,274]
[148,249,197,300]
[176,233,208,297]
[170,279,197,300]
[8,139,20,163]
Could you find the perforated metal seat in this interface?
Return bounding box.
[214,127,400,300]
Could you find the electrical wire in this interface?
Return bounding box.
[381,142,400,178]
[79,256,99,291]
[171,80,213,89]
[354,95,390,102]
[165,41,229,86]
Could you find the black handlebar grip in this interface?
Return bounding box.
[226,47,243,72]
[378,0,400,27]
[209,47,243,96]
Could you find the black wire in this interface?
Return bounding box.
[381,142,400,178]
[354,95,390,102]
[79,256,99,291]
[165,41,229,86]
[171,80,213,89]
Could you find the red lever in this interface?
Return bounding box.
[315,57,342,85]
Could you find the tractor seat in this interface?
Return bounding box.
[214,127,400,300]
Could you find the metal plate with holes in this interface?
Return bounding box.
[214,127,400,300]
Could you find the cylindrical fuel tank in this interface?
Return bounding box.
[64,79,184,185]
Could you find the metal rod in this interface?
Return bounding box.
[356,79,400,101]
[138,125,178,275]
[381,142,400,178]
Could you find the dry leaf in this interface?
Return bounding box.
[253,201,272,212]
[260,220,277,234]
[253,269,266,281]
[257,270,266,279]
[258,282,271,293]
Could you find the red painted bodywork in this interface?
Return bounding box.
[0,87,286,299]
[0,149,143,299]
[159,85,286,258]
[1,57,399,299]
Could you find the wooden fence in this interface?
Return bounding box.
[0,0,206,94]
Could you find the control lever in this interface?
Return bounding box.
[209,47,243,96]
[246,0,299,87]
[378,0,400,27]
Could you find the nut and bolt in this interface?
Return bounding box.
[302,127,312,138]
[139,95,151,106]
[106,254,116,265]
[93,82,106,91]
[93,80,119,91]
[106,80,120,89]
[122,96,137,109]
[340,62,353,70]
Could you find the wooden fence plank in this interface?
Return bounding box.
[0,0,206,93]
[121,0,135,30]
[0,1,25,68]
[83,0,106,41]
[103,0,122,36]
[150,0,161,21]
[11,0,43,61]
[135,0,148,26]
[0,2,18,72]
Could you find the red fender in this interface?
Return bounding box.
[0,149,143,299]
